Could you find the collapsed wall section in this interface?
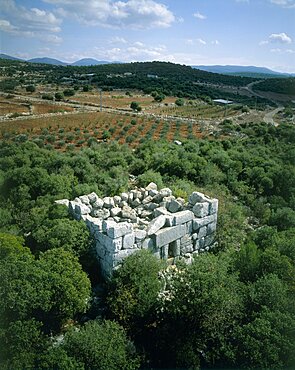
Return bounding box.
[57,183,218,279]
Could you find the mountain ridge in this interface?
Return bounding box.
[192,64,294,77]
[0,54,294,76]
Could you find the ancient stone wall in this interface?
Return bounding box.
[57,183,218,279]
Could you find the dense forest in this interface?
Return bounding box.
[253,77,295,95]
[1,118,294,369]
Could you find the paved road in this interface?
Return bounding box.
[243,80,284,126]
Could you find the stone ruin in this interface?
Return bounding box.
[57,183,218,279]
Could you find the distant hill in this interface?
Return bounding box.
[192,65,294,77]
[71,58,112,66]
[27,57,67,66]
[0,54,119,66]
[0,53,23,61]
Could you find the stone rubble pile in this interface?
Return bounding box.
[57,183,218,279]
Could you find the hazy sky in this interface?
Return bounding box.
[1,0,294,72]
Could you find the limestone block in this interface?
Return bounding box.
[108,221,133,239]
[186,221,193,234]
[145,202,158,211]
[154,207,169,217]
[148,189,158,197]
[146,182,158,191]
[154,251,161,259]
[147,215,166,235]
[141,210,153,219]
[91,219,103,233]
[192,233,198,241]
[153,224,186,247]
[121,205,137,221]
[208,199,219,215]
[189,191,209,205]
[113,249,138,266]
[87,192,99,204]
[123,233,135,249]
[97,232,122,252]
[207,222,217,235]
[102,219,117,233]
[135,229,147,241]
[139,219,149,227]
[173,210,194,226]
[167,199,182,213]
[180,234,193,246]
[142,237,155,250]
[128,192,134,203]
[169,240,180,257]
[165,215,174,227]
[159,188,172,197]
[142,195,153,205]
[103,197,115,209]
[204,234,215,247]
[79,195,90,205]
[92,198,104,209]
[192,203,209,218]
[132,198,141,207]
[113,195,122,205]
[119,200,128,208]
[110,207,122,217]
[181,244,194,254]
[55,199,69,207]
[198,226,207,239]
[161,245,169,260]
[91,209,110,219]
[192,214,216,230]
[69,200,77,214]
[120,193,129,202]
[153,193,164,203]
[75,203,91,215]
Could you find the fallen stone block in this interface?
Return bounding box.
[120,192,129,202]
[110,207,122,217]
[103,197,115,209]
[142,195,153,205]
[159,188,172,197]
[92,198,104,209]
[79,195,90,205]
[75,203,91,215]
[153,207,169,217]
[167,199,182,213]
[87,192,99,204]
[91,208,110,219]
[189,191,209,205]
[147,215,166,235]
[55,199,69,207]
[113,195,122,205]
[146,182,158,191]
[148,189,158,197]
